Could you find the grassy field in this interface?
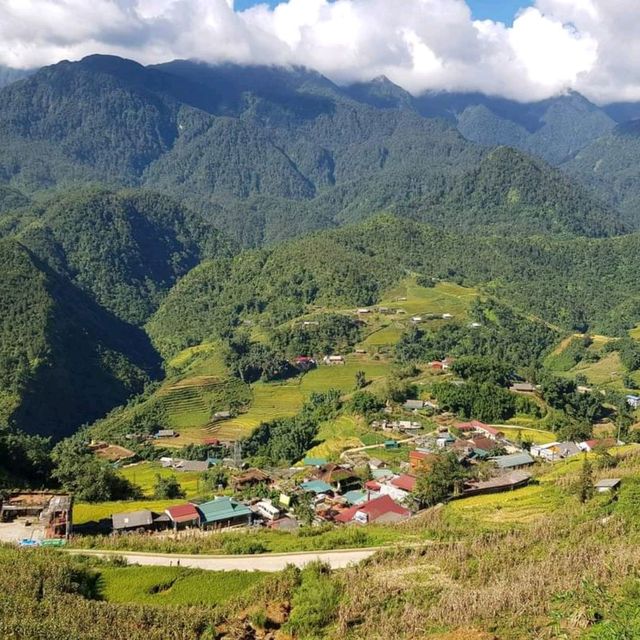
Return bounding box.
[119,462,204,499]
[74,499,187,525]
[302,414,390,461]
[97,565,265,605]
[497,425,557,445]
[378,279,478,318]
[299,357,391,395]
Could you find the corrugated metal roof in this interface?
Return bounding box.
[197,497,252,524]
[300,480,333,494]
[165,503,200,523]
[343,490,367,505]
[112,510,154,530]
[492,452,535,469]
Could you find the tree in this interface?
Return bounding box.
[203,466,228,490]
[294,491,316,526]
[349,391,383,416]
[51,437,140,502]
[413,453,468,508]
[355,370,367,389]
[153,474,185,499]
[576,456,595,503]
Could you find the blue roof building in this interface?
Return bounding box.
[196,497,252,529]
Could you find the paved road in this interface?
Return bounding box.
[66,547,379,572]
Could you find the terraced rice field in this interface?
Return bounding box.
[447,483,565,527]
[498,426,557,445]
[299,358,391,395]
[97,566,265,605]
[119,462,204,499]
[208,381,304,440]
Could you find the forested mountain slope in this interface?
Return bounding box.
[0,55,624,244]
[563,120,640,225]
[148,215,640,360]
[13,189,233,324]
[0,239,159,438]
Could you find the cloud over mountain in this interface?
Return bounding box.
[0,0,637,103]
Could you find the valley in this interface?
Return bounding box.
[2,49,640,640]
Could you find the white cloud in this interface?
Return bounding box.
[0,0,636,103]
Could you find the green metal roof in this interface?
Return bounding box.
[303,457,327,466]
[197,497,252,524]
[343,490,367,505]
[493,452,535,469]
[300,480,333,494]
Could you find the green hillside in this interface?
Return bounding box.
[563,120,640,226]
[0,239,158,438]
[0,55,624,245]
[15,188,232,324]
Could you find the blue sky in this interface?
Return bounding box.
[234,0,534,25]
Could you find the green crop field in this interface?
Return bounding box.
[119,462,204,499]
[97,565,265,605]
[300,358,391,395]
[569,352,625,387]
[74,499,187,525]
[498,425,557,445]
[378,278,478,318]
[361,322,406,348]
[167,341,227,378]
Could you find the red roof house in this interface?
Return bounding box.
[335,495,410,525]
[365,480,381,491]
[165,504,200,527]
[391,474,417,492]
[457,421,502,440]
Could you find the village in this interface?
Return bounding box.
[1,410,624,546]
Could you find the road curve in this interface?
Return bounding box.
[66,547,379,572]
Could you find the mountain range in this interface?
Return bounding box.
[2,54,640,438]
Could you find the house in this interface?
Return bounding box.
[0,492,73,539]
[594,478,622,493]
[313,463,360,492]
[627,395,640,409]
[232,468,271,491]
[174,460,210,473]
[342,490,369,506]
[468,436,497,452]
[411,316,423,323]
[111,509,158,533]
[409,450,436,472]
[302,321,319,327]
[510,382,537,393]
[531,442,581,461]
[442,313,453,320]
[476,425,503,440]
[300,480,333,495]
[391,474,417,493]
[303,457,328,467]
[368,457,385,470]
[463,471,531,496]
[213,411,232,421]
[436,433,455,448]
[357,308,370,315]
[469,322,482,329]
[579,438,618,453]
[492,452,535,470]
[398,420,422,431]
[384,439,400,449]
[197,497,252,529]
[323,355,346,365]
[155,429,178,439]
[403,399,425,412]
[165,504,200,530]
[336,495,411,525]
[371,468,395,481]
[294,356,316,370]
